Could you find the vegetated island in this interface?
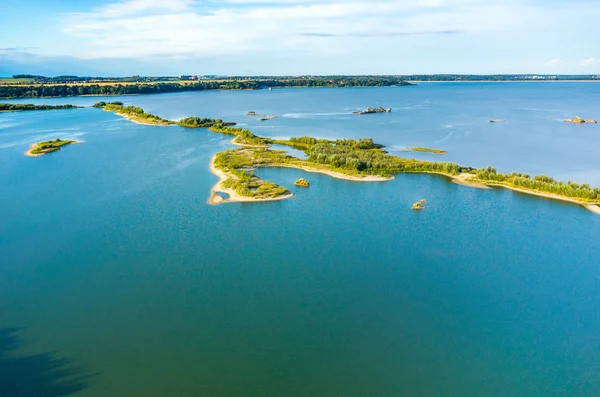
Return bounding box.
[0,103,81,112]
[295,178,310,187]
[93,101,236,128]
[25,138,81,157]
[89,104,600,214]
[399,147,448,155]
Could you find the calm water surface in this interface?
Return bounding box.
[1,84,600,396]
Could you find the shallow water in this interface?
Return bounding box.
[2,84,600,396]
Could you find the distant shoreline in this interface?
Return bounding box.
[413,80,600,83]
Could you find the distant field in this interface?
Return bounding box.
[0,78,36,84]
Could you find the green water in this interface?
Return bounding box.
[2,84,600,396]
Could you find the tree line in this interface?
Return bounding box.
[1,77,412,99]
[0,103,80,111]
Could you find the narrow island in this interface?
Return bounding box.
[399,147,448,155]
[564,116,597,124]
[353,107,392,115]
[93,102,235,128]
[295,178,310,187]
[1,103,81,112]
[25,138,81,157]
[90,104,600,214]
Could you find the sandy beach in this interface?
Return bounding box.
[105,109,174,127]
[451,173,492,189]
[414,171,600,215]
[263,162,394,182]
[484,182,600,215]
[25,140,82,157]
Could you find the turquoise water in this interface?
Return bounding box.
[2,84,600,396]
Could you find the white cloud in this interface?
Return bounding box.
[579,57,598,66]
[85,0,193,17]
[61,0,523,59]
[544,58,560,66]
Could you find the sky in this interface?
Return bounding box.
[1,0,600,76]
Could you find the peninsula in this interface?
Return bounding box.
[25,138,81,157]
[88,104,600,213]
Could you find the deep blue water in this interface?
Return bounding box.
[1,84,600,396]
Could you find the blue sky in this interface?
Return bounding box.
[1,0,599,76]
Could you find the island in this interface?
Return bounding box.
[564,116,597,124]
[399,147,448,155]
[25,138,81,157]
[0,103,81,112]
[93,102,235,128]
[413,200,427,210]
[295,178,310,187]
[89,104,600,213]
[353,107,392,115]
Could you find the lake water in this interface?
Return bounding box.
[2,83,600,396]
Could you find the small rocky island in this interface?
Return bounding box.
[25,138,80,157]
[564,116,597,124]
[353,107,392,115]
[294,178,310,187]
[412,199,427,210]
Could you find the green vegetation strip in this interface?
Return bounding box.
[399,147,448,155]
[0,103,81,112]
[1,77,413,99]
